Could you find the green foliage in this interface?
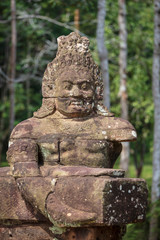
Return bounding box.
[0,161,8,167]
[123,222,149,240]
[0,0,157,238]
[104,0,154,163]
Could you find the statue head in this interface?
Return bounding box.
[34,32,112,118]
[54,65,96,117]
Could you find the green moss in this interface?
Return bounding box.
[48,212,84,236]
[49,226,67,235]
[40,146,50,159]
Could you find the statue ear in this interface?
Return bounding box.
[95,102,114,117]
[33,98,56,118]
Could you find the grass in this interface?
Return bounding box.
[0,161,9,167]
[129,164,152,183]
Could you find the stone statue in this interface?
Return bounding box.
[8,32,137,172]
[0,33,147,240]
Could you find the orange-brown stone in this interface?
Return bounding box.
[0,32,148,240]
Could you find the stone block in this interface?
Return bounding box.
[45,174,147,226]
[12,162,40,177]
[0,225,53,240]
[0,169,44,223]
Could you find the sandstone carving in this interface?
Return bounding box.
[0,32,147,240]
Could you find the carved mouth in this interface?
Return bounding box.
[58,97,93,108]
[70,100,83,106]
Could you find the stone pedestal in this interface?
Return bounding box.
[0,166,148,240]
[60,226,125,240]
[0,226,125,240]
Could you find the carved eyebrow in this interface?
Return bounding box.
[62,80,73,84]
[77,79,91,83]
[62,79,91,84]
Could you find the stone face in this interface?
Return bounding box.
[0,32,148,240]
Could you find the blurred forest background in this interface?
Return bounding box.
[0,0,159,239]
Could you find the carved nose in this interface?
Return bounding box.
[71,86,81,97]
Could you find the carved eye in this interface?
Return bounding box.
[64,83,72,90]
[47,84,53,90]
[80,82,90,90]
[21,145,28,151]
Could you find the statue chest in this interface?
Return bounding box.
[37,137,122,168]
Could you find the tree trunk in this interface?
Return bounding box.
[118,0,129,173]
[9,0,17,132]
[74,9,80,32]
[96,0,110,109]
[133,140,145,178]
[0,87,9,164]
[149,1,160,239]
[26,78,31,118]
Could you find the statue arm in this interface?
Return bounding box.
[7,138,40,177]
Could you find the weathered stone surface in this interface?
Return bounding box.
[16,176,53,216]
[10,116,137,142]
[45,175,147,226]
[38,139,59,165]
[103,178,148,224]
[8,32,137,171]
[0,166,11,176]
[7,139,38,163]
[0,169,45,223]
[40,165,125,178]
[59,139,122,168]
[7,138,40,177]
[0,166,147,228]
[0,225,125,240]
[34,98,55,118]
[0,32,148,239]
[8,116,136,168]
[12,162,40,177]
[60,226,126,240]
[0,225,53,240]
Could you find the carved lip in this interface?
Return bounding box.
[69,98,93,105]
[58,97,93,107]
[70,100,83,106]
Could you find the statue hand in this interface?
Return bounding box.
[7,139,40,177]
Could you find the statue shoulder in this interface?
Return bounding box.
[10,117,40,139]
[100,116,137,142]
